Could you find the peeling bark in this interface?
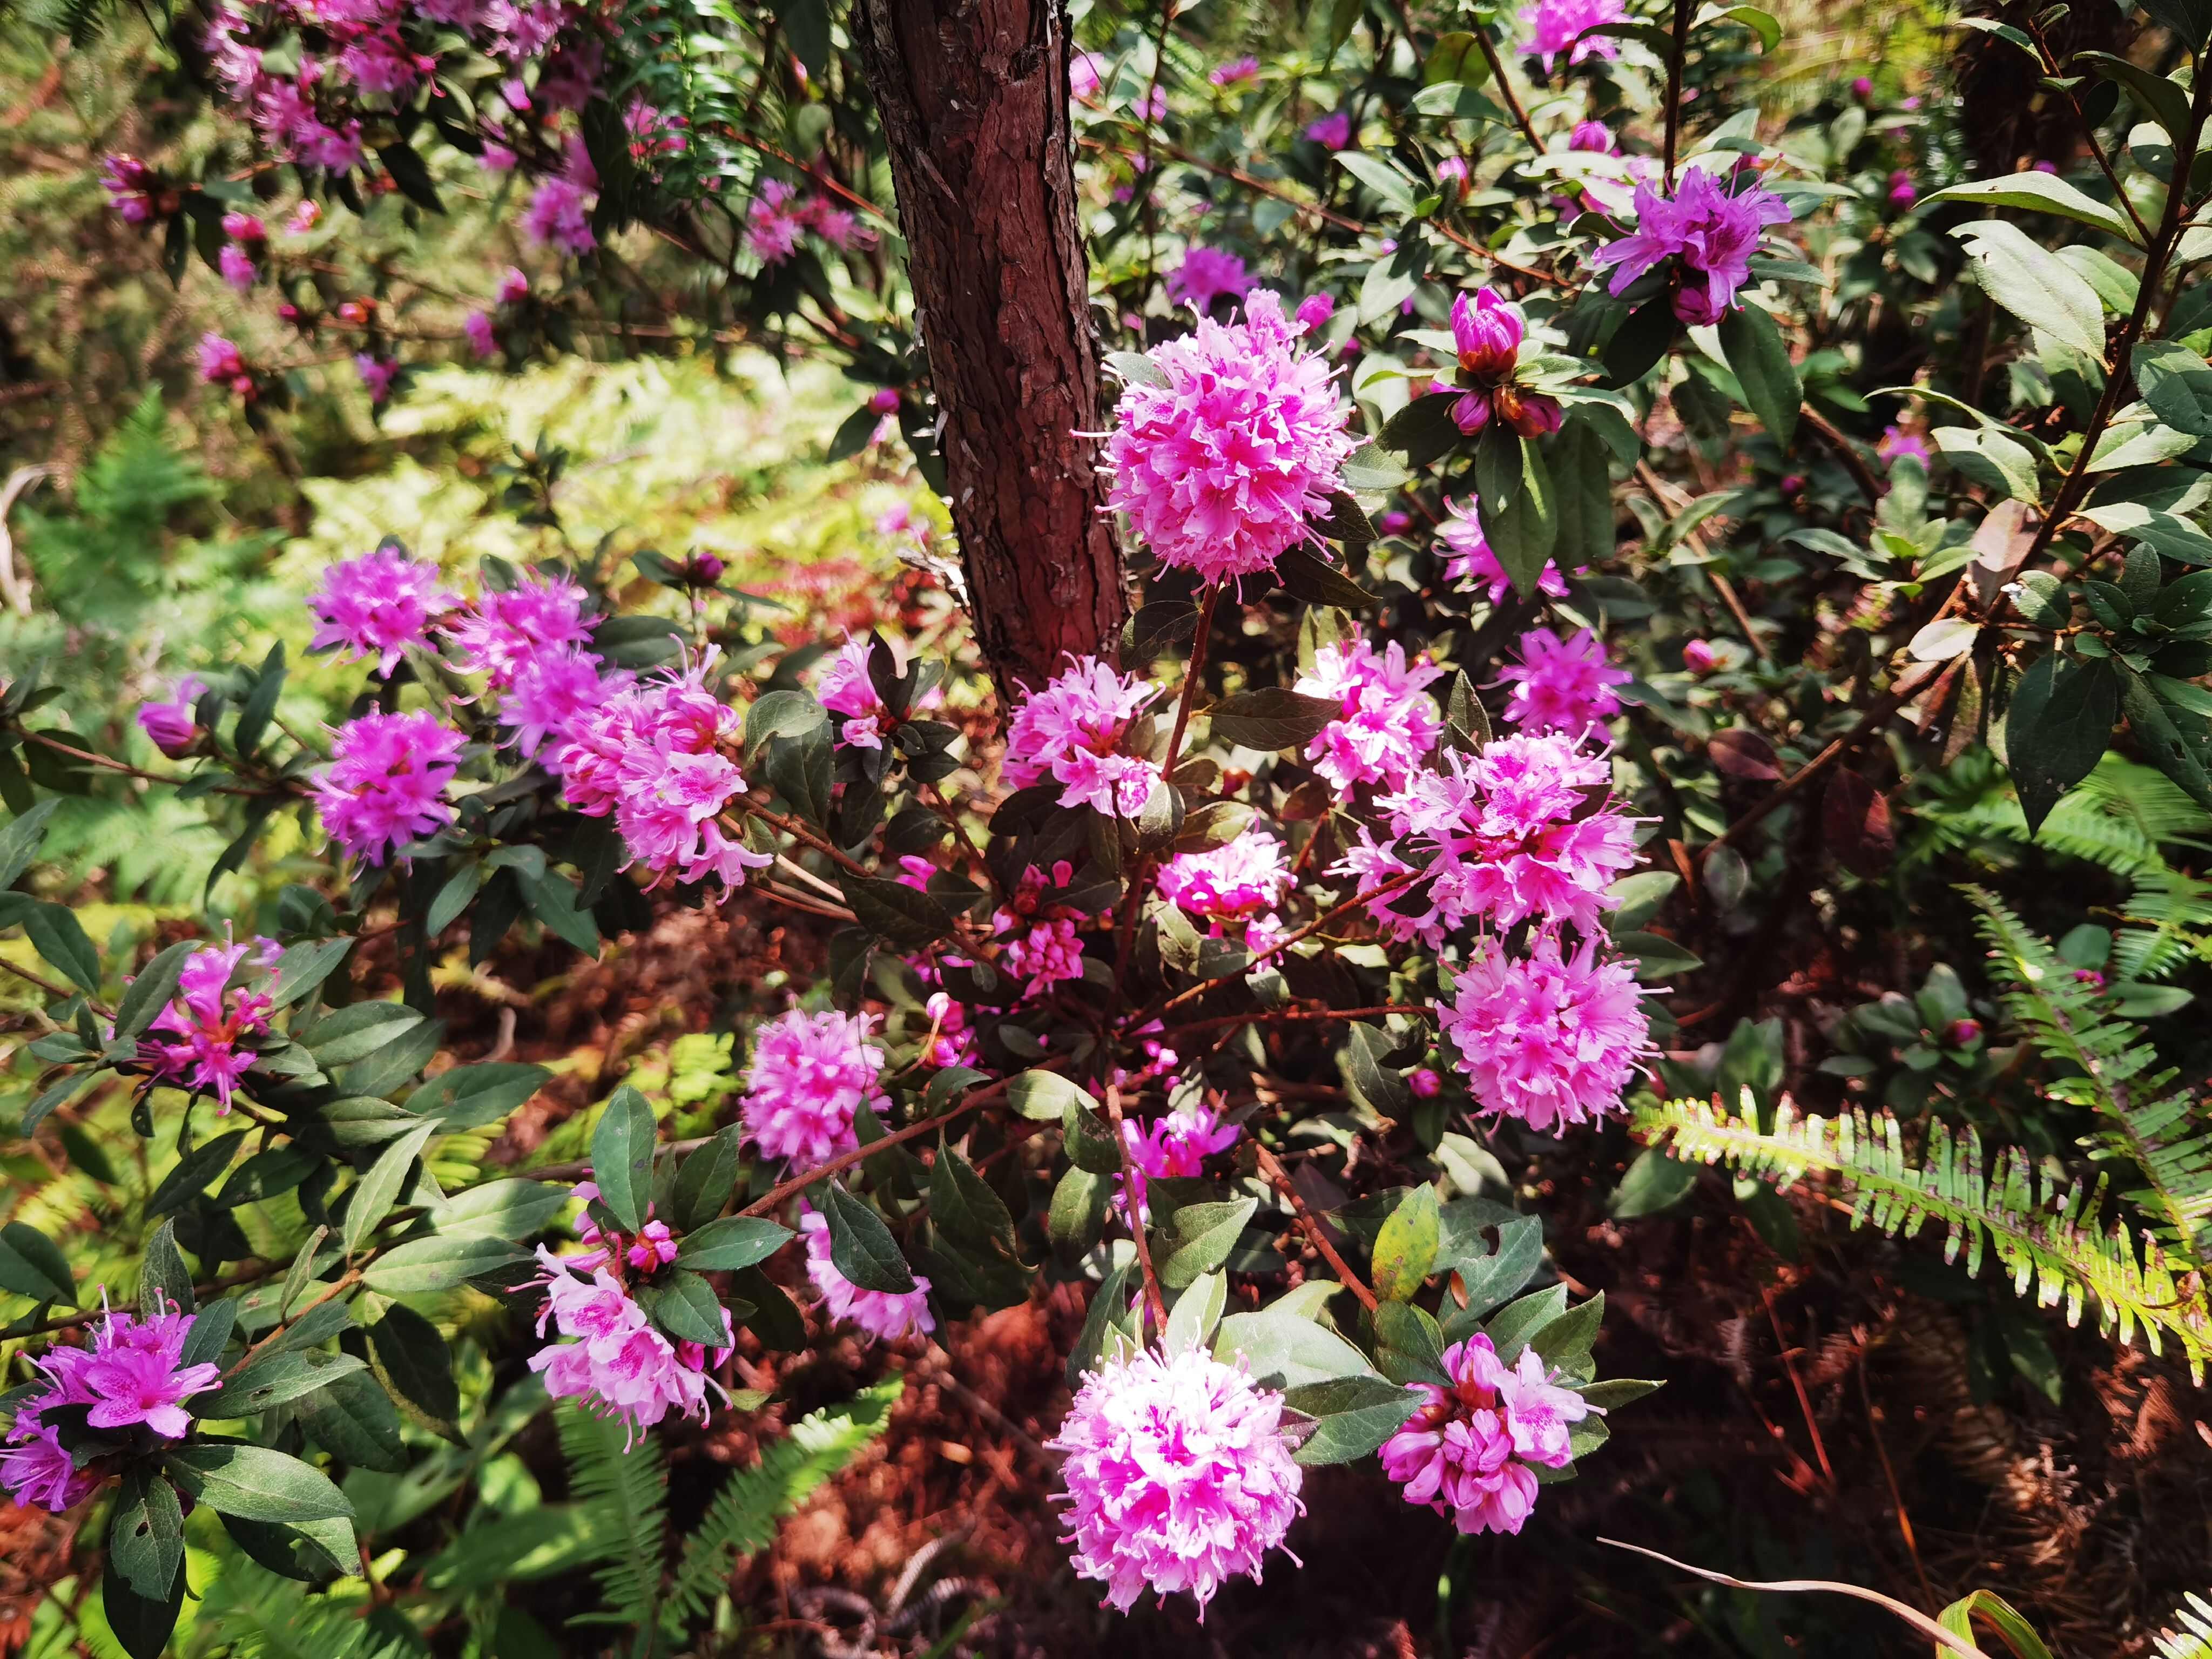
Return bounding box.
[852,0,1126,693]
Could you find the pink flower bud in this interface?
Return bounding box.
[1379,510,1412,535]
[1682,639,1717,673]
[1410,1068,1441,1098]
[1568,120,1616,154]
[1947,1019,1981,1047]
[1295,291,1337,331]
[1851,76,1873,99]
[869,387,901,414]
[1449,288,1525,379]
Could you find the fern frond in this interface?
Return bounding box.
[1635,1095,2212,1380]
[2155,1591,2212,1659]
[2120,865,2212,982]
[1967,887,2212,1260]
[660,1378,903,1636]
[556,1399,669,1636]
[184,1552,381,1659]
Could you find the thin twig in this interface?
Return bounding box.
[1857,1351,1936,1608]
[1255,1142,1378,1312]
[1469,22,1543,157]
[1759,1285,1833,1486]
[1104,1082,1171,1333]
[1797,404,1884,507]
[1157,1003,1427,1039]
[739,1078,1007,1218]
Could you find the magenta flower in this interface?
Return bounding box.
[1294,291,1336,332]
[1379,1333,1591,1535]
[313,709,465,866]
[140,933,281,1112]
[1496,626,1631,735]
[499,644,621,758]
[991,860,1091,996]
[1105,289,1355,584]
[1209,55,1259,86]
[746,179,807,265]
[1049,1347,1304,1617]
[741,1008,887,1166]
[1336,732,1640,947]
[1117,1102,1239,1219]
[137,675,205,758]
[1001,656,1161,817]
[1519,0,1626,71]
[1887,169,1918,206]
[1590,165,1794,326]
[465,311,497,356]
[1166,245,1252,313]
[355,354,399,403]
[308,546,453,675]
[1440,932,1652,1129]
[523,176,597,255]
[1568,119,1617,154]
[218,242,258,293]
[1681,638,1718,673]
[198,332,248,391]
[1156,831,1293,922]
[528,1247,725,1444]
[496,266,530,305]
[814,635,945,751]
[1438,155,1470,184]
[1304,109,1352,150]
[450,573,597,689]
[1878,425,1933,470]
[799,1208,935,1341]
[1292,633,1444,794]
[1428,289,1564,438]
[102,153,160,225]
[1440,495,1568,601]
[1070,50,1106,100]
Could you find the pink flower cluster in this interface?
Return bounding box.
[1593,165,1795,326]
[1379,1333,1591,1535]
[556,653,770,891]
[139,934,282,1112]
[199,333,252,396]
[745,179,876,266]
[1519,0,1627,71]
[308,546,453,674]
[313,709,466,866]
[528,1247,727,1444]
[1050,1347,1304,1616]
[991,861,1091,997]
[1497,626,1631,735]
[1440,495,1568,602]
[1427,289,1562,438]
[449,572,597,690]
[740,1008,886,1165]
[1166,246,1252,313]
[1292,633,1443,793]
[1117,1102,1239,1220]
[1156,831,1292,924]
[799,1208,935,1341]
[101,154,163,224]
[2,1300,220,1514]
[1209,56,1259,86]
[137,675,205,758]
[1104,288,1355,583]
[1001,656,1161,817]
[1441,932,1651,1129]
[1336,732,1638,948]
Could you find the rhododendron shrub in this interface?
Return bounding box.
[18,0,2212,1645]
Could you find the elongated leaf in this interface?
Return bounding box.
[108,1468,185,1600]
[22,902,98,992]
[140,1218,194,1316]
[821,1182,915,1292]
[1369,1183,1440,1302]
[675,1215,793,1271]
[360,1233,525,1294]
[1924,174,2140,244]
[366,1302,462,1442]
[2004,653,2119,832]
[590,1085,658,1232]
[342,1121,437,1254]
[111,940,197,1041]
[166,1442,354,1522]
[1214,1309,1378,1388]
[0,799,60,890]
[1158,1197,1258,1289]
[146,1130,249,1218]
[930,1139,1016,1253]
[1207,688,1341,753]
[296,1365,408,1473]
[637,1268,733,1346]
[1954,220,2107,357]
[669,1126,745,1231]
[427,1177,569,1240]
[1716,301,1800,449]
[196,1349,367,1419]
[1475,435,1558,598]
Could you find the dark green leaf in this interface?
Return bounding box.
[359,1233,525,1295]
[109,1468,186,1600]
[167,1442,352,1523]
[409,1061,550,1130]
[365,1302,462,1442]
[196,1349,367,1419]
[1338,1021,1411,1118]
[376,143,444,213]
[1157,1196,1257,1289]
[102,1548,185,1659]
[342,1121,437,1254]
[669,1126,745,1232]
[930,1139,1017,1253]
[1475,435,1559,599]
[1716,301,1800,449]
[637,1269,733,1346]
[675,1215,793,1271]
[590,1084,658,1232]
[147,1130,249,1219]
[302,1002,424,1068]
[0,799,60,890]
[140,1218,194,1316]
[1276,544,1378,606]
[427,1177,569,1240]
[22,902,99,993]
[1207,687,1341,752]
[296,1366,409,1473]
[838,874,957,948]
[2003,653,2119,831]
[821,1182,915,1293]
[1048,1165,1111,1256]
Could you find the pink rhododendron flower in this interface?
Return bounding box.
[746,178,807,264]
[1117,1103,1239,1220]
[1070,50,1106,99]
[500,644,622,758]
[1440,495,1568,601]
[1496,626,1631,735]
[740,1007,886,1165]
[1294,291,1336,332]
[1001,656,1161,817]
[308,545,453,674]
[1336,732,1640,946]
[528,1247,726,1443]
[355,354,399,403]
[313,709,465,866]
[1156,831,1292,922]
[1887,169,1918,206]
[1105,289,1354,583]
[218,242,258,292]
[198,332,249,390]
[139,933,281,1112]
[523,175,596,254]
[1293,633,1444,793]
[465,311,497,356]
[1209,55,1258,86]
[1519,0,1625,71]
[1878,425,1932,469]
[814,636,939,749]
[1049,1347,1304,1617]
[137,675,205,758]
[1379,1332,1591,1535]
[1438,154,1469,184]
[102,153,160,224]
[1569,119,1617,153]
[799,1208,935,1340]
[990,860,1091,996]
[1166,245,1252,312]
[1591,165,1794,326]
[1440,932,1652,1129]
[1304,109,1352,149]
[1428,289,1562,438]
[450,573,597,689]
[496,266,530,304]
[1681,638,1718,673]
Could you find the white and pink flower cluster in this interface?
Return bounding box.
[1050,1346,1305,1616]
[528,1244,729,1443]
[2,1299,220,1514]
[1001,656,1161,818]
[739,1008,887,1166]
[1116,1101,1239,1221]
[1379,1332,1592,1535]
[1293,633,1445,794]
[1104,288,1355,584]
[1442,933,1653,1132]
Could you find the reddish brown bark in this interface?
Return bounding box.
[851,0,1125,692]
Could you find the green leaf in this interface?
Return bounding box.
[1213,1309,1378,1388]
[264,937,355,1011]
[427,1177,570,1240]
[1421,30,1490,86]
[217,1512,360,1581]
[1274,544,1379,606]
[522,871,600,955]
[1063,1098,1122,1173]
[360,1233,526,1294]
[166,1442,354,1523]
[1576,1376,1665,1410]
[1613,930,1703,982]
[1338,1021,1411,1119]
[146,1129,249,1218]
[295,1366,409,1473]
[2133,340,2212,438]
[1285,1374,1423,1465]
[140,1218,194,1316]
[1703,3,1780,49]
[1601,292,1678,387]
[1158,1197,1259,1289]
[669,1126,746,1232]
[1369,1183,1440,1301]
[1550,417,1617,575]
[21,901,99,992]
[0,798,60,889]
[409,1061,550,1130]
[1439,1209,1546,1320]
[1938,1591,2058,1659]
[638,1269,734,1346]
[376,143,444,213]
[1475,435,1558,599]
[108,1468,185,1601]
[111,940,198,1041]
[1528,1292,1604,1369]
[821,1182,915,1293]
[1104,349,1170,390]
[930,1139,1016,1253]
[838,874,959,947]
[2003,654,2119,832]
[1164,1271,1228,1353]
[366,1302,462,1442]
[1716,301,1801,449]
[179,1298,236,1368]
[0,1220,71,1305]
[196,1348,367,1419]
[301,1001,423,1067]
[1048,1165,1111,1256]
[1009,1069,1095,1122]
[2136,0,2212,49]
[1954,220,2107,358]
[1334,152,1421,217]
[1923,174,2141,244]
[1933,426,2040,502]
[2077,51,2193,141]
[1482,1283,1570,1363]
[342,1120,437,1254]
[1068,1259,1136,1387]
[1611,1144,1700,1219]
[675,1215,793,1271]
[1207,687,1341,752]
[590,1085,658,1232]
[2119,664,2212,811]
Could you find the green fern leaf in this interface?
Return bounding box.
[1634,1095,2212,1380]
[555,1400,670,1637]
[660,1378,902,1635]
[2155,1591,2212,1659]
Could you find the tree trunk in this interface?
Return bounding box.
[851,0,1125,693]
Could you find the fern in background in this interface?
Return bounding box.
[2157,1593,2212,1659]
[556,1400,670,1638]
